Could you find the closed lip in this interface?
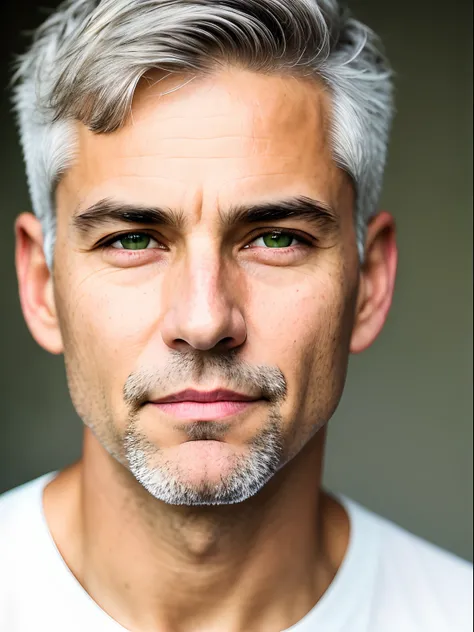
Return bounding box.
[151,389,260,404]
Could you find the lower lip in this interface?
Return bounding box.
[151,400,258,420]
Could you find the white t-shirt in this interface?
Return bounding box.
[0,473,472,632]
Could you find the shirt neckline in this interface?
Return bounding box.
[32,472,380,632]
[283,493,381,631]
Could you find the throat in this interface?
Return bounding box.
[41,429,350,632]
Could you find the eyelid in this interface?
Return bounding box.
[96,230,165,249]
[95,227,316,250]
[246,228,316,247]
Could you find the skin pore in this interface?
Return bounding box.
[15,68,397,631]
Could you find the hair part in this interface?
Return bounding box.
[12,0,394,267]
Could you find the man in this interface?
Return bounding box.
[0,0,472,630]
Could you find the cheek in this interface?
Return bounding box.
[249,273,354,425]
[64,268,163,349]
[248,273,344,356]
[55,266,166,412]
[296,285,356,427]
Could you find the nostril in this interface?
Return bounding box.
[172,338,190,352]
[218,336,237,350]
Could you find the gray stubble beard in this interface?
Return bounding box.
[124,407,285,506]
[119,353,288,506]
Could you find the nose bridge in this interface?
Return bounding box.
[161,236,246,351]
[184,240,225,317]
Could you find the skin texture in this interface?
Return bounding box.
[15,68,397,631]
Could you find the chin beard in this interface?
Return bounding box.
[124,413,284,506]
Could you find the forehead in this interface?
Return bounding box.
[59,68,348,215]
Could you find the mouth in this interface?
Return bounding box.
[150,389,263,421]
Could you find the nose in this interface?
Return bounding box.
[160,251,247,353]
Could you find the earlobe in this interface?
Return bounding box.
[15,212,64,355]
[350,211,397,354]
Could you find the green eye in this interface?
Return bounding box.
[115,233,151,250]
[261,232,295,248]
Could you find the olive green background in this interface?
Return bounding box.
[0,1,472,561]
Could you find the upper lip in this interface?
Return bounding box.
[152,389,260,404]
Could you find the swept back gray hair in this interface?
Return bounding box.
[12,0,394,267]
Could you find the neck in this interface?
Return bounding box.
[44,427,349,632]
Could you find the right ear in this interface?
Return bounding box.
[15,212,64,354]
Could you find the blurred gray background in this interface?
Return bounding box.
[0,1,472,561]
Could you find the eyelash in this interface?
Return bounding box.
[101,232,162,250]
[98,229,315,251]
[245,230,314,249]
[98,232,161,250]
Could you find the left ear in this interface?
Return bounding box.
[350,211,398,354]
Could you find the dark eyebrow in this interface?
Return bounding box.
[73,195,339,236]
[73,198,184,234]
[221,196,339,233]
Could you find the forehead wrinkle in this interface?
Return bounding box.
[128,134,261,142]
[133,71,326,133]
[231,171,315,181]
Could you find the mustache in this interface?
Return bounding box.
[123,350,287,411]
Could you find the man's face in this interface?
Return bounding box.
[51,68,359,504]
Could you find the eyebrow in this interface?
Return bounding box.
[222,196,339,233]
[72,195,339,235]
[73,198,185,234]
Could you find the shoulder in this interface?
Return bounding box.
[0,474,58,628]
[0,474,54,562]
[0,473,55,531]
[376,507,472,588]
[0,474,56,581]
[348,499,473,632]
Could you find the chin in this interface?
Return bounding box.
[124,412,285,505]
[126,439,282,506]
[170,440,243,481]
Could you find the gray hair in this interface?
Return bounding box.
[12,0,394,268]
